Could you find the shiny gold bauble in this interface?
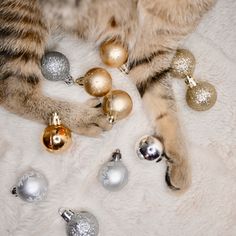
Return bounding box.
[103,90,133,122]
[80,68,112,97]
[186,81,217,111]
[42,113,72,153]
[100,40,128,68]
[171,49,196,78]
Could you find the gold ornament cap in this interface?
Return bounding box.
[186,81,217,111]
[171,49,196,78]
[103,90,133,123]
[42,113,72,153]
[100,40,128,68]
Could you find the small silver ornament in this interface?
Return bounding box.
[41,51,73,85]
[59,208,99,236]
[136,135,164,162]
[98,149,128,191]
[11,170,48,202]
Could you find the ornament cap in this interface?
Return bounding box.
[59,208,75,222]
[112,149,122,161]
[185,75,197,88]
[49,112,61,126]
[11,186,18,197]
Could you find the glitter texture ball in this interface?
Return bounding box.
[186,81,217,111]
[136,135,164,162]
[41,51,71,82]
[60,209,99,236]
[13,170,48,202]
[171,49,196,78]
[98,150,128,191]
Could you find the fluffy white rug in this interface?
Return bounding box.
[0,0,236,235]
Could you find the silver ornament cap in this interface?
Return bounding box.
[136,135,164,162]
[41,51,73,84]
[98,149,128,191]
[12,170,48,202]
[59,208,99,236]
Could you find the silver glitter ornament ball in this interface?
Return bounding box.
[98,149,128,191]
[12,170,48,202]
[41,51,72,83]
[60,209,99,236]
[136,135,164,162]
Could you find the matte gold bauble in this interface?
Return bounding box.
[100,40,128,68]
[76,68,112,97]
[42,113,72,153]
[103,90,133,123]
[186,81,217,111]
[171,49,196,78]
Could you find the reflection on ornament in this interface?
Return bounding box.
[42,112,72,153]
[186,80,217,111]
[136,135,164,162]
[98,149,128,191]
[76,68,112,97]
[102,90,133,123]
[41,51,73,85]
[171,49,196,78]
[100,40,128,68]
[59,208,99,236]
[11,170,48,202]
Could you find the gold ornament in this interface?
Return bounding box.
[42,113,72,153]
[186,80,217,111]
[102,90,133,123]
[171,49,196,79]
[76,68,112,97]
[100,40,128,68]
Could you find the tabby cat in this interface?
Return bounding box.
[0,0,215,192]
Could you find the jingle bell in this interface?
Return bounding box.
[42,113,72,153]
[76,68,112,97]
[100,40,128,68]
[102,90,133,123]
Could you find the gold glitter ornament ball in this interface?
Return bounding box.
[42,113,72,153]
[82,68,112,97]
[171,49,196,78]
[103,90,133,123]
[186,81,217,111]
[100,40,128,68]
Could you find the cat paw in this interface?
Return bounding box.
[164,150,191,193]
[64,98,112,137]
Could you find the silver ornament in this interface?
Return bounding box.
[98,149,128,191]
[11,170,48,202]
[59,208,99,236]
[136,135,164,162]
[41,51,73,85]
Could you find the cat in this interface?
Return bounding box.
[0,0,216,192]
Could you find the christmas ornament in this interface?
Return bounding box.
[171,49,217,111]
[102,90,133,123]
[98,149,128,191]
[11,170,48,202]
[136,135,164,162]
[76,68,112,97]
[59,208,99,236]
[100,40,128,68]
[186,78,217,111]
[42,112,72,153]
[41,51,73,85]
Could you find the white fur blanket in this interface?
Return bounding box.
[0,0,236,235]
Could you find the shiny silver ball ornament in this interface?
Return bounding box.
[171,49,196,78]
[59,208,99,236]
[136,135,164,162]
[41,51,73,84]
[11,170,48,202]
[98,149,128,191]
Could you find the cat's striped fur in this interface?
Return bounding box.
[0,0,216,192]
